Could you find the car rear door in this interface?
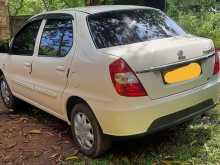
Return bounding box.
[30,14,75,115]
[5,20,42,99]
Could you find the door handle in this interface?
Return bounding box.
[24,62,32,67]
[56,65,65,72]
[24,62,32,74]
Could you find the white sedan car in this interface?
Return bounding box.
[0,6,219,157]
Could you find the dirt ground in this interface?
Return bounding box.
[0,99,219,165]
[0,100,79,165]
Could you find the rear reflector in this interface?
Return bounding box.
[109,58,147,97]
[213,49,220,75]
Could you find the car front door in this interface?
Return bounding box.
[30,14,75,115]
[5,20,42,100]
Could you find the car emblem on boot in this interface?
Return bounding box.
[177,50,186,61]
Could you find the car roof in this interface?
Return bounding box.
[28,5,158,22]
[39,5,156,15]
[67,5,154,14]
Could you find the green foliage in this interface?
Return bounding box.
[9,0,24,16]
[8,0,116,15]
[167,0,216,12]
[8,0,86,16]
[9,0,44,16]
[167,0,220,48]
[8,0,144,16]
[18,0,45,16]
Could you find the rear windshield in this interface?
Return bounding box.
[87,9,186,49]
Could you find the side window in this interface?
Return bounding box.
[39,19,73,57]
[11,21,41,55]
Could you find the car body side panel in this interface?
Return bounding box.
[61,12,119,121]
[30,17,76,116]
[2,20,45,100]
[0,9,218,137]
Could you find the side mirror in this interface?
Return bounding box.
[0,41,9,53]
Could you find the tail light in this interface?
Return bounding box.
[109,58,147,97]
[213,48,220,75]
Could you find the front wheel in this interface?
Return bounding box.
[71,103,111,157]
[0,75,18,109]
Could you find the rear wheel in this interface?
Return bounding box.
[71,103,111,157]
[0,75,19,109]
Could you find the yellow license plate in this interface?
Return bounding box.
[163,63,202,84]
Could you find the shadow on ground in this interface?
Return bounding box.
[0,100,219,165]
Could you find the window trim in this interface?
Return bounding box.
[9,20,42,56]
[29,13,74,23]
[38,16,74,58]
[9,13,74,56]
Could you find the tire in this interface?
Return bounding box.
[71,103,111,157]
[0,75,19,109]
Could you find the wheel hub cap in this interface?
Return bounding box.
[1,80,10,104]
[74,112,94,150]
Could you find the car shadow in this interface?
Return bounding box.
[104,109,219,163]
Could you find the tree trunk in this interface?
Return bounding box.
[0,0,10,40]
[85,0,100,6]
[41,0,49,11]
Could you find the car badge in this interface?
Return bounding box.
[177,50,186,61]
[203,47,215,55]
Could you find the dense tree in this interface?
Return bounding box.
[7,0,219,16]
[9,0,85,15]
[9,0,24,16]
[167,0,216,18]
[8,0,115,15]
[8,0,144,15]
[9,0,45,16]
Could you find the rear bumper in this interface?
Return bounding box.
[147,99,215,134]
[92,80,219,136]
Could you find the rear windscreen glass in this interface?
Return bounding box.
[88,9,186,49]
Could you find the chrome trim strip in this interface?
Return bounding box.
[136,53,215,74]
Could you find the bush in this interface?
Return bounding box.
[167,0,220,48]
[175,12,220,48]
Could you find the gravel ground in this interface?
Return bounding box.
[0,101,79,165]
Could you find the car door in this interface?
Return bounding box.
[5,20,42,99]
[30,14,75,115]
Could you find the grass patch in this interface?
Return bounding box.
[62,105,220,165]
